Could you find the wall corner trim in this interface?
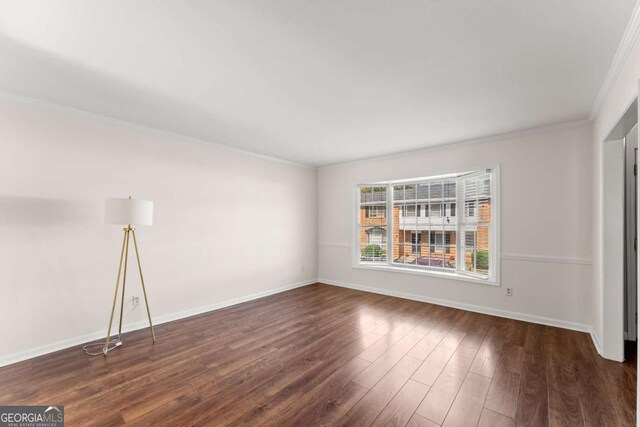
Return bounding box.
[590,329,604,357]
[0,279,317,368]
[590,0,640,119]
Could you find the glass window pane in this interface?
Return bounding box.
[364,205,385,219]
[444,246,456,269]
[465,200,477,219]
[475,225,490,275]
[361,225,387,262]
[430,181,443,200]
[411,232,421,244]
[465,230,476,248]
[394,185,405,246]
[430,202,442,217]
[465,248,475,272]
[393,244,404,262]
[417,183,429,200]
[405,184,416,201]
[478,194,491,224]
[361,186,371,205]
[393,244,416,265]
[419,251,443,268]
[393,185,404,203]
[436,232,444,246]
[365,227,387,246]
[444,180,456,199]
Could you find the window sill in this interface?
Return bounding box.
[352,263,499,286]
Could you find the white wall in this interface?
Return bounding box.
[0,98,318,365]
[318,123,594,330]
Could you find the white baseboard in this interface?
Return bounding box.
[0,279,316,368]
[590,330,604,356]
[318,278,593,334]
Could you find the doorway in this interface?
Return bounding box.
[625,124,638,358]
[602,98,637,361]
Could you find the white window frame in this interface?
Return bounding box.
[353,166,500,286]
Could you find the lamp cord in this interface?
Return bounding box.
[82,302,139,356]
[82,340,122,356]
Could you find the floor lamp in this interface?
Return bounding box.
[85,197,157,356]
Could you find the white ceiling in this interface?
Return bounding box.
[0,1,635,166]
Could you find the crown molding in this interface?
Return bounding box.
[589,0,640,120]
[0,86,600,171]
[0,91,594,171]
[0,91,316,171]
[319,118,591,170]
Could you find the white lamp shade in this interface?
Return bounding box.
[105,198,154,226]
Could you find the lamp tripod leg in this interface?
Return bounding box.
[103,228,128,355]
[117,228,131,340]
[131,228,156,342]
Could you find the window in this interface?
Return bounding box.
[366,227,387,246]
[411,232,422,254]
[429,231,443,251]
[356,168,498,284]
[429,203,442,217]
[365,205,386,218]
[401,205,417,217]
[466,201,476,217]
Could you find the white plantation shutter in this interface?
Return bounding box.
[457,170,493,278]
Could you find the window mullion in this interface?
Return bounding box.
[456,176,464,273]
[387,184,393,267]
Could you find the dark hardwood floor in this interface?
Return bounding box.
[0,283,635,426]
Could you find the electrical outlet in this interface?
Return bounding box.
[131,296,140,306]
[301,265,305,272]
[506,288,513,297]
